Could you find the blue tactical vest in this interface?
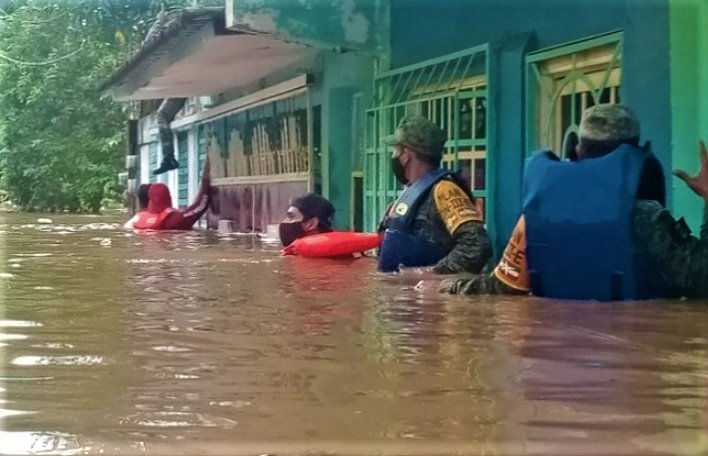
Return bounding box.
[522,144,669,301]
[378,169,463,273]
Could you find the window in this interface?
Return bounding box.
[202,93,312,180]
[527,33,622,158]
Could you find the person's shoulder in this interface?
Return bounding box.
[432,180,483,232]
[432,179,472,201]
[634,199,663,211]
[633,199,680,235]
[633,199,666,221]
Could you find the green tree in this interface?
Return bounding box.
[0,0,221,212]
[0,3,126,212]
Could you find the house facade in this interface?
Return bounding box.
[108,0,708,257]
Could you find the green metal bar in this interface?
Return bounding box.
[374,108,381,228]
[525,61,536,152]
[571,53,577,144]
[385,73,405,106]
[408,66,428,101]
[430,57,454,97]
[445,55,465,93]
[541,71,581,149]
[306,88,315,192]
[617,34,625,98]
[454,53,478,92]
[377,43,489,80]
[375,92,462,111]
[390,65,418,106]
[420,61,441,98]
[482,46,494,246]
[561,125,580,158]
[530,61,552,104]
[454,95,462,166]
[526,31,622,63]
[458,88,487,99]
[576,73,597,100]
[594,42,621,103]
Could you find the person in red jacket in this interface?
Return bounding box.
[129,160,211,231]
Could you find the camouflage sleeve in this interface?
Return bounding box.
[432,220,493,274]
[633,200,708,298]
[701,203,708,241]
[428,180,492,274]
[439,272,528,295]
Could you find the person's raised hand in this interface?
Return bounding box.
[674,141,708,200]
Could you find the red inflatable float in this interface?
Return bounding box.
[281,231,381,257]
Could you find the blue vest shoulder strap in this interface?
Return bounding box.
[388,169,453,230]
[522,145,658,301]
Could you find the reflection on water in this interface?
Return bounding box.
[1,212,708,455]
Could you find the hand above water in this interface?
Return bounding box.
[392,267,441,294]
[674,140,708,201]
[438,277,465,294]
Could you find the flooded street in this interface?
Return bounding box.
[1,212,707,455]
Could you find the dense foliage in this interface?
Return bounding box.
[0,0,217,212]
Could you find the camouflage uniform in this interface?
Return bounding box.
[383,116,492,274]
[440,201,708,298]
[441,104,708,298]
[408,189,492,274]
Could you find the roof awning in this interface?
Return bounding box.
[103,8,318,102]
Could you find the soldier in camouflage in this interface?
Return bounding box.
[379,115,492,274]
[440,104,708,299]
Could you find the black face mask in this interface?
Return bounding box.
[279,221,306,247]
[392,157,408,185]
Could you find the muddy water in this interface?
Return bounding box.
[0,212,707,455]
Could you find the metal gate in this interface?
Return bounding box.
[364,45,490,232]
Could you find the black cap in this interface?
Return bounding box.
[292,193,335,230]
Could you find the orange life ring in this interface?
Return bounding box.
[281,231,381,257]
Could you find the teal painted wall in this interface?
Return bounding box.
[227,0,387,54]
[391,0,673,257]
[320,52,374,229]
[670,0,708,232]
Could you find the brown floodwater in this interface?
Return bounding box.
[1,212,707,455]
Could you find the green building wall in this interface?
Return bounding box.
[670,0,708,231]
[226,0,385,54]
[320,52,375,229]
[226,0,387,229]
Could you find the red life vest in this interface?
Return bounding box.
[132,208,176,231]
[281,231,381,257]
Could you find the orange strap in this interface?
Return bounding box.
[493,216,530,291]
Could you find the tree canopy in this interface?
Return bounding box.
[0,0,220,212]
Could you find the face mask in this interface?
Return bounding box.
[392,157,408,185]
[279,221,306,247]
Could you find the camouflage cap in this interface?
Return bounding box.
[383,115,446,157]
[579,103,640,142]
